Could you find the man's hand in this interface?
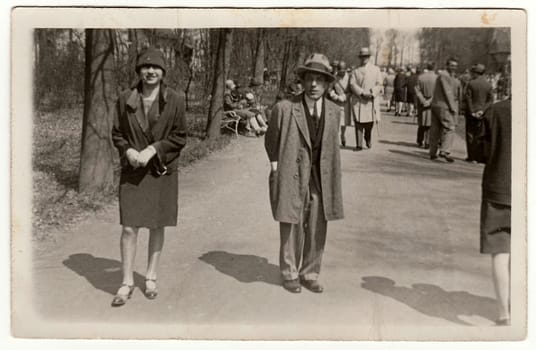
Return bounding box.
[138,146,157,167]
[361,92,373,100]
[125,148,140,168]
[270,161,278,172]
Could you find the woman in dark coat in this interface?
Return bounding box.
[393,67,407,116]
[111,47,187,306]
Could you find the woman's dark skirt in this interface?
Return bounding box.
[119,169,178,229]
[480,199,511,254]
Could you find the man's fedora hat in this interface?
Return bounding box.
[136,47,167,74]
[295,53,335,81]
[358,47,372,57]
[471,63,486,74]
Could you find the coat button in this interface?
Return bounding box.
[296,158,301,163]
[294,174,299,179]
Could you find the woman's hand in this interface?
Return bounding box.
[125,148,140,168]
[138,146,157,167]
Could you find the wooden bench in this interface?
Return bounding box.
[221,111,242,136]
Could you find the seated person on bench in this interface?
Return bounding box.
[224,79,266,136]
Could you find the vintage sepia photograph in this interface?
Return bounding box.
[10,7,527,341]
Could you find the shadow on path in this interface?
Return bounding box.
[361,276,497,325]
[390,119,417,125]
[380,140,420,148]
[63,253,145,295]
[388,149,468,163]
[199,251,280,286]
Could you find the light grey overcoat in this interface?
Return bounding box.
[264,94,344,224]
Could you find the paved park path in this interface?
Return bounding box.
[30,110,499,339]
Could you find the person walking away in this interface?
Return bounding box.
[349,47,383,151]
[464,63,493,162]
[328,60,351,147]
[383,67,396,112]
[264,53,344,293]
[111,47,187,306]
[474,98,512,325]
[429,57,462,162]
[414,63,437,148]
[393,67,407,116]
[406,66,419,117]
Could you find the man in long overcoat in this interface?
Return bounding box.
[429,57,462,162]
[464,63,493,162]
[349,47,383,151]
[415,62,438,148]
[265,53,344,294]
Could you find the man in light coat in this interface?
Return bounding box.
[349,47,383,151]
[265,53,344,294]
[429,57,462,162]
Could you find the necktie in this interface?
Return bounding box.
[313,101,319,120]
[312,101,320,130]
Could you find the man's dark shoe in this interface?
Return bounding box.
[341,135,346,147]
[300,279,324,293]
[439,153,455,163]
[430,154,438,160]
[354,146,363,152]
[282,279,301,293]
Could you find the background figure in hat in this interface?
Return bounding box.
[328,60,352,147]
[111,47,188,306]
[415,62,438,148]
[265,53,344,294]
[464,63,493,162]
[429,57,462,162]
[349,47,383,151]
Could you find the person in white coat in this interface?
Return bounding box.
[349,47,383,151]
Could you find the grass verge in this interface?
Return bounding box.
[32,106,233,241]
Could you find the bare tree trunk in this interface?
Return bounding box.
[127,29,139,83]
[206,29,232,138]
[400,43,405,66]
[79,29,116,193]
[223,28,233,79]
[279,34,292,91]
[184,69,193,111]
[252,29,265,84]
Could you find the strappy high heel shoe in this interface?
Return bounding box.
[111,284,135,307]
[144,279,158,300]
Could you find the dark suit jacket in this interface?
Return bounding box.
[465,75,493,116]
[112,82,187,175]
[264,94,344,224]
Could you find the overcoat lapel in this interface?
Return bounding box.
[321,101,334,146]
[126,88,149,133]
[149,88,169,141]
[125,84,170,144]
[292,99,312,150]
